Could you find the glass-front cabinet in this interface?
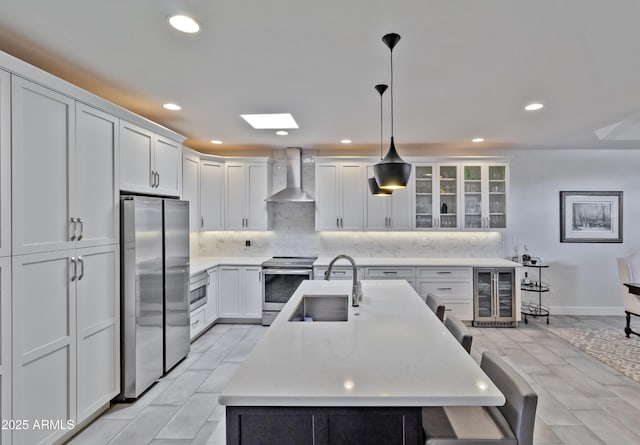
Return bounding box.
[473,268,516,326]
[462,163,508,230]
[414,163,459,230]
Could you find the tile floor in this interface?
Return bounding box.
[66,316,640,445]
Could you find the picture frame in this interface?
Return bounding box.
[560,191,623,243]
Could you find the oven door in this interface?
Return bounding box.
[262,268,313,312]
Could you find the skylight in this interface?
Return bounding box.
[240,113,299,129]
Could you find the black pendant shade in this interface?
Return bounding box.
[374,32,411,190]
[368,83,392,196]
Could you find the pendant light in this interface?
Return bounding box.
[373,33,412,190]
[368,84,392,196]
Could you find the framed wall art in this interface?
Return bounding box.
[560,191,623,243]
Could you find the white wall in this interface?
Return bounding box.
[504,148,640,314]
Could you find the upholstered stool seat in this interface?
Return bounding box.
[444,315,473,354]
[426,293,445,322]
[422,352,537,445]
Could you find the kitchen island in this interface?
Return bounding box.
[219,279,504,444]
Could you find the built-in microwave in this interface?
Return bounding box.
[189,272,209,312]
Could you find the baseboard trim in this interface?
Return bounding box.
[548,306,624,316]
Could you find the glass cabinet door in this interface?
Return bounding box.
[475,270,493,319]
[496,270,514,319]
[414,165,434,228]
[463,165,482,229]
[437,165,458,229]
[488,165,507,229]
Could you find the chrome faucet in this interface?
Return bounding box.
[325,254,361,307]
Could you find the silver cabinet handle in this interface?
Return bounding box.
[437,287,452,291]
[383,271,398,275]
[333,270,346,275]
[191,319,200,328]
[436,271,452,275]
[388,217,391,228]
[70,257,77,281]
[201,216,204,228]
[70,217,77,241]
[77,218,84,241]
[150,170,155,188]
[77,256,85,280]
[340,217,343,228]
[156,172,160,188]
[337,217,340,228]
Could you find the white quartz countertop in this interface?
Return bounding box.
[190,256,269,275]
[219,279,505,407]
[314,257,521,268]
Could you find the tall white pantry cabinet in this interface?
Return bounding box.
[9,74,120,444]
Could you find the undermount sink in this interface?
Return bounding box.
[289,294,349,322]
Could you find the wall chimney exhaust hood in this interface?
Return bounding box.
[265,147,315,203]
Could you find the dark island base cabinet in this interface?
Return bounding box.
[226,406,422,445]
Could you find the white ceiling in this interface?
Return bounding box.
[2,0,640,153]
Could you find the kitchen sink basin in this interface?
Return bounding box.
[289,294,349,322]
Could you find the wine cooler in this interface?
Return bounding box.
[473,268,516,327]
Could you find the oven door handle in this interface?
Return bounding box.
[262,268,313,276]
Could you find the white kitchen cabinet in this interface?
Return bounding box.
[11,77,75,255]
[416,267,473,321]
[205,267,219,324]
[11,249,77,445]
[75,103,119,247]
[190,307,206,340]
[315,162,364,231]
[75,244,119,424]
[0,257,11,445]
[200,159,224,231]
[182,153,200,232]
[12,245,119,443]
[313,266,364,281]
[364,266,416,290]
[365,165,413,231]
[119,120,182,197]
[414,163,460,230]
[219,266,262,319]
[461,163,508,230]
[225,161,271,230]
[12,78,119,255]
[0,70,10,258]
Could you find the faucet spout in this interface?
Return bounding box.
[325,254,360,307]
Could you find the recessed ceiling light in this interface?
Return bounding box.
[341,139,352,144]
[276,130,288,136]
[163,103,181,111]
[472,138,484,143]
[168,15,200,33]
[524,102,544,111]
[211,140,222,144]
[240,113,298,129]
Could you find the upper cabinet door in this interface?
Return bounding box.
[365,165,389,230]
[315,164,340,231]
[119,120,153,194]
[0,70,9,258]
[11,77,75,255]
[75,103,119,247]
[339,164,364,231]
[182,154,200,232]
[461,163,508,230]
[153,136,181,197]
[225,163,246,230]
[200,160,224,231]
[435,163,460,230]
[245,163,269,230]
[414,164,436,229]
[387,176,413,230]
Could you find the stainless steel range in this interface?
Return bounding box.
[261,256,317,325]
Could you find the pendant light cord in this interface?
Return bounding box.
[380,90,384,160]
[390,48,394,138]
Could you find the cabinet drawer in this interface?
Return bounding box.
[314,267,363,280]
[417,267,472,280]
[365,267,415,279]
[418,281,472,298]
[190,307,206,339]
[441,300,473,321]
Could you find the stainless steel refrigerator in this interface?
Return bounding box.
[120,195,190,399]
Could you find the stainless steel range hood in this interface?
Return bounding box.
[265,147,314,203]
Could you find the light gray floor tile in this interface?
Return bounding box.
[155,393,220,439]
[198,362,241,393]
[109,405,179,445]
[148,440,191,445]
[102,380,173,420]
[572,409,640,445]
[597,397,640,436]
[550,425,607,445]
[533,417,563,444]
[151,370,211,405]
[191,421,220,445]
[222,340,257,362]
[563,356,628,385]
[162,352,203,381]
[608,384,640,410]
[66,419,130,444]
